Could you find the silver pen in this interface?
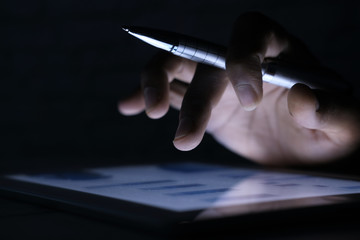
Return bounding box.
[123,26,349,91]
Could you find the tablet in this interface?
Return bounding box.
[1,162,360,236]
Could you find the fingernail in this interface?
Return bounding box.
[237,85,258,111]
[174,117,192,140]
[144,87,159,111]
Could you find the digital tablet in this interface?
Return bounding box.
[1,162,360,236]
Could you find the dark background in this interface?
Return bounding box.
[1,0,360,173]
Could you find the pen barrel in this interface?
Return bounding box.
[172,41,227,69]
[124,26,350,92]
[262,62,350,91]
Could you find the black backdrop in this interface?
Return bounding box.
[1,0,360,172]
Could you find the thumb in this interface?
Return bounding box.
[288,83,360,145]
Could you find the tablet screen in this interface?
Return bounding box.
[6,162,360,213]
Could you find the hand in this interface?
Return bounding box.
[118,12,360,166]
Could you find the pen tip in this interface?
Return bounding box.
[122,26,130,32]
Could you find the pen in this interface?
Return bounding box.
[122,26,349,91]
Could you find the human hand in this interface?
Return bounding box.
[118,12,360,166]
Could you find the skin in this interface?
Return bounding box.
[118,12,360,166]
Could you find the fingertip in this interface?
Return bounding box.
[143,86,170,119]
[173,117,204,151]
[288,83,319,113]
[173,134,201,151]
[226,60,263,111]
[173,138,199,151]
[117,101,129,115]
[145,105,169,119]
[236,84,262,111]
[117,88,146,116]
[117,100,144,116]
[288,84,320,129]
